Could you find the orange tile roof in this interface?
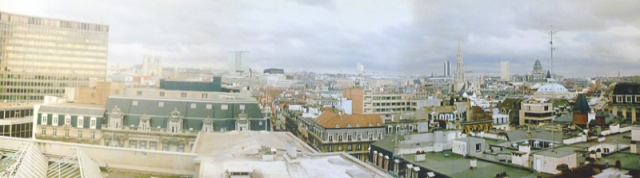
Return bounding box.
[315,107,383,129]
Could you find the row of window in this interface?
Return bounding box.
[40,114,97,129]
[615,95,640,104]
[327,131,383,142]
[131,101,243,110]
[327,143,364,152]
[41,128,96,139]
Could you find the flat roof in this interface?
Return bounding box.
[402,152,536,178]
[193,131,317,155]
[534,149,576,158]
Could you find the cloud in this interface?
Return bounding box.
[0,0,639,77]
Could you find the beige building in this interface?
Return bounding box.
[519,98,554,125]
[343,88,421,118]
[66,81,124,105]
[0,11,109,101]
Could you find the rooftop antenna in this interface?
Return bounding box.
[549,25,560,78]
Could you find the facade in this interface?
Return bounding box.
[0,103,34,138]
[343,88,422,117]
[263,68,284,74]
[532,150,578,174]
[227,51,250,73]
[452,137,487,157]
[610,83,640,124]
[500,61,509,81]
[142,55,162,77]
[287,107,385,161]
[519,99,554,125]
[0,11,109,101]
[100,89,267,152]
[35,103,105,144]
[66,81,124,105]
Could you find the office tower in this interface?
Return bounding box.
[356,62,364,74]
[227,51,250,73]
[453,42,465,92]
[444,60,451,77]
[501,61,509,81]
[0,11,109,101]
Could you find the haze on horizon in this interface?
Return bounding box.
[2,0,639,78]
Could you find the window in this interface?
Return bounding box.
[335,124,340,128]
[52,116,58,126]
[65,130,69,138]
[476,143,481,152]
[181,93,187,98]
[77,117,83,128]
[130,140,137,149]
[65,115,71,125]
[53,130,57,137]
[78,131,82,139]
[140,141,147,150]
[206,104,212,109]
[636,95,640,103]
[388,126,392,133]
[626,96,633,103]
[328,146,333,152]
[158,102,164,107]
[328,135,333,142]
[338,134,343,142]
[132,101,138,106]
[91,132,95,140]
[617,96,623,103]
[41,128,46,136]
[221,105,228,110]
[544,106,549,111]
[149,141,157,150]
[369,133,373,140]
[159,92,165,97]
[90,119,96,129]
[347,134,352,141]
[137,91,142,95]
[347,144,352,151]
[239,105,245,110]
[202,93,208,98]
[191,103,196,109]
[378,132,382,140]
[357,132,362,141]
[41,115,48,125]
[356,144,362,150]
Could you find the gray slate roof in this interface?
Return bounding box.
[39,105,105,117]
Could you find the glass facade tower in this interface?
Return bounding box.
[0,11,108,101]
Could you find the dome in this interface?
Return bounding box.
[536,83,568,93]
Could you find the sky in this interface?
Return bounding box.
[1,0,639,78]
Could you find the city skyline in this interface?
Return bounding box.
[2,0,639,77]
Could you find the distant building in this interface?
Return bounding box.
[263,68,284,74]
[343,88,423,118]
[610,83,640,124]
[0,103,35,138]
[65,81,124,105]
[0,11,109,101]
[501,61,510,81]
[227,51,250,73]
[519,98,554,125]
[159,77,222,92]
[528,59,547,83]
[454,43,466,92]
[143,55,162,77]
[356,62,364,74]
[444,60,451,77]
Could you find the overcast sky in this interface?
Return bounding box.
[2,0,639,77]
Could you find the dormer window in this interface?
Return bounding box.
[355,124,360,127]
[617,96,623,103]
[335,124,340,128]
[347,124,351,128]
[626,96,632,103]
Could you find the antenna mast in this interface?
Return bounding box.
[549,25,559,77]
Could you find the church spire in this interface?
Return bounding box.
[454,41,465,93]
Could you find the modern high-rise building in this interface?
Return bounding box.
[0,11,109,101]
[356,62,364,74]
[453,42,465,92]
[443,60,451,77]
[227,51,250,73]
[500,61,509,81]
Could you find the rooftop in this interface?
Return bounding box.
[192,131,317,155]
[315,107,383,129]
[402,152,536,178]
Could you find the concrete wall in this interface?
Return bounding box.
[0,137,197,175]
[533,154,577,174]
[633,126,640,142]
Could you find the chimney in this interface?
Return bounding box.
[287,141,297,159]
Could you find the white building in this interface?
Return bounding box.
[532,150,577,174]
[228,51,250,73]
[500,61,509,81]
